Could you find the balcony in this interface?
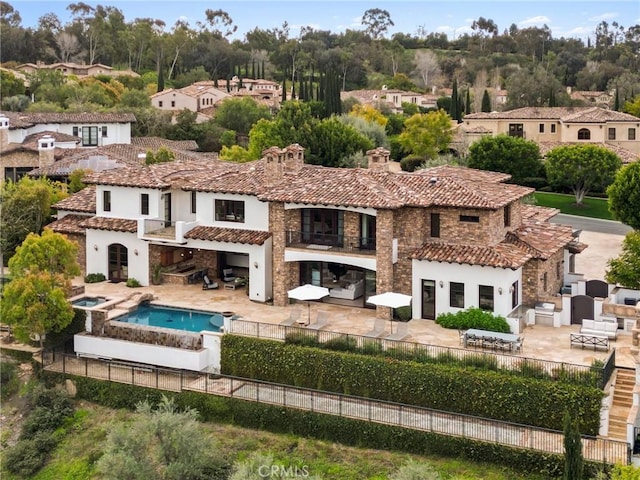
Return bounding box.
[286,230,376,255]
[138,219,198,244]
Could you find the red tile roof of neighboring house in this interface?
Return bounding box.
[464,106,638,123]
[47,214,89,235]
[507,222,575,260]
[130,137,199,151]
[185,226,272,245]
[53,186,96,213]
[80,216,137,233]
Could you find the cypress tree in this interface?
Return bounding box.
[282,78,287,101]
[465,89,471,114]
[457,93,464,122]
[562,413,583,480]
[251,60,256,80]
[261,61,265,79]
[481,89,491,112]
[450,78,459,122]
[614,88,620,111]
[549,88,556,107]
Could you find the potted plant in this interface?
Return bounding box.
[151,264,163,285]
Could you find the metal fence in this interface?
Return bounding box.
[229,319,614,388]
[43,351,630,465]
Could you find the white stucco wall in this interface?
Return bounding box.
[197,193,269,230]
[85,229,150,284]
[412,260,522,319]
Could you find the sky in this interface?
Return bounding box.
[9,0,640,42]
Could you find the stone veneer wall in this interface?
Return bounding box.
[343,211,360,241]
[435,207,508,246]
[521,248,565,305]
[64,232,86,275]
[0,151,39,169]
[375,210,395,319]
[103,321,203,350]
[271,202,292,306]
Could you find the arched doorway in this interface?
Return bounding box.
[108,244,128,283]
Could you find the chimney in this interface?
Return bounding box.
[282,143,304,174]
[262,146,285,186]
[0,115,9,150]
[38,135,56,168]
[366,147,391,172]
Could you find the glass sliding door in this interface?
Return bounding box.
[422,279,436,320]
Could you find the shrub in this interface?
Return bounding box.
[0,360,19,400]
[125,278,141,288]
[396,306,412,321]
[285,331,321,348]
[435,308,510,333]
[84,273,106,283]
[323,335,357,351]
[400,155,426,172]
[3,432,57,477]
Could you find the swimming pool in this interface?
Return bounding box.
[112,304,224,333]
[72,296,108,307]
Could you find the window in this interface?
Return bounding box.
[504,204,511,227]
[103,190,111,212]
[73,126,79,136]
[608,128,616,140]
[430,213,440,238]
[556,261,561,279]
[101,126,108,137]
[551,123,556,133]
[190,191,196,214]
[159,101,163,107]
[577,128,591,140]
[478,285,494,311]
[508,123,524,137]
[459,215,480,223]
[539,123,545,133]
[543,272,548,291]
[82,126,99,146]
[450,282,464,308]
[140,193,149,215]
[215,199,245,222]
[629,128,636,141]
[511,281,518,309]
[171,100,175,108]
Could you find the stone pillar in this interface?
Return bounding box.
[367,147,391,172]
[375,209,395,319]
[271,202,289,306]
[0,115,9,150]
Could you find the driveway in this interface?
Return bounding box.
[551,214,630,282]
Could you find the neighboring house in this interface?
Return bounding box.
[150,81,231,121]
[51,145,585,323]
[460,107,640,158]
[16,62,139,78]
[0,111,136,181]
[341,87,438,113]
[567,87,612,108]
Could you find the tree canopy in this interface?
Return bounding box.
[214,96,271,135]
[544,144,622,205]
[608,161,640,230]
[606,231,640,290]
[397,110,454,159]
[467,134,543,185]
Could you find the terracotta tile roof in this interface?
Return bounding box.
[507,222,576,260]
[47,214,89,235]
[80,216,137,233]
[21,130,80,148]
[521,205,559,222]
[410,241,532,269]
[464,107,638,123]
[538,142,638,164]
[131,137,199,151]
[418,165,511,183]
[53,186,96,213]
[185,226,271,245]
[0,111,136,128]
[189,161,266,195]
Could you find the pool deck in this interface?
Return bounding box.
[77,278,637,369]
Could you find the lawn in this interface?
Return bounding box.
[1,400,546,480]
[534,192,614,220]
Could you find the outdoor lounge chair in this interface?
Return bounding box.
[280,307,302,326]
[363,318,387,338]
[306,311,329,330]
[386,321,409,341]
[202,275,219,290]
[222,268,236,282]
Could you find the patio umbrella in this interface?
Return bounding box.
[287,284,330,325]
[367,292,413,333]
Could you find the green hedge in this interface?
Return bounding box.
[435,307,511,332]
[221,335,604,435]
[43,372,606,479]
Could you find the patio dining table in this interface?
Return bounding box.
[463,328,520,350]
